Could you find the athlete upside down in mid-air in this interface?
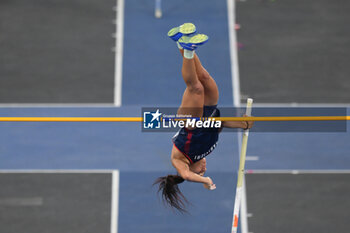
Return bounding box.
[154,23,254,213]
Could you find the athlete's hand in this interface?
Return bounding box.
[242,114,254,130]
[203,177,216,190]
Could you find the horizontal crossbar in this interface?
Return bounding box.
[0,116,349,122]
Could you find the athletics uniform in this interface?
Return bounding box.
[172,105,220,164]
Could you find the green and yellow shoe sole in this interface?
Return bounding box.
[167,23,196,41]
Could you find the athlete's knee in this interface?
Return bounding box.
[197,68,211,81]
[187,82,204,95]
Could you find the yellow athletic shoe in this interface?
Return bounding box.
[178,34,209,51]
[167,23,196,41]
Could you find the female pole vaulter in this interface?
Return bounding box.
[154,23,254,213]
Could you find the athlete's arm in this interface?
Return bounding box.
[222,114,254,129]
[172,158,216,190]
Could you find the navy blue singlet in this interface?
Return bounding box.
[172,105,220,164]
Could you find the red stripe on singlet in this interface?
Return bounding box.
[184,129,193,155]
[173,143,193,164]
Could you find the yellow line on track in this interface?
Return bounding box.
[0,116,349,122]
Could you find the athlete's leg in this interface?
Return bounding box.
[179,50,219,106]
[168,24,209,117]
[178,56,204,118]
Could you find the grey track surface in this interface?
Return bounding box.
[0,173,111,233]
[246,173,350,233]
[237,0,350,103]
[0,0,115,103]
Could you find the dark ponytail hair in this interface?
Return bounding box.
[154,174,188,213]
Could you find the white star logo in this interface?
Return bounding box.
[150,109,162,122]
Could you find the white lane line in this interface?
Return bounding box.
[246,170,350,174]
[251,103,350,107]
[0,102,347,108]
[110,170,120,233]
[0,170,115,173]
[0,102,345,108]
[114,0,125,107]
[0,197,43,206]
[0,103,116,108]
[227,0,241,107]
[246,156,259,161]
[227,0,249,233]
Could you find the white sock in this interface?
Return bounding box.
[176,42,183,50]
[184,49,194,59]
